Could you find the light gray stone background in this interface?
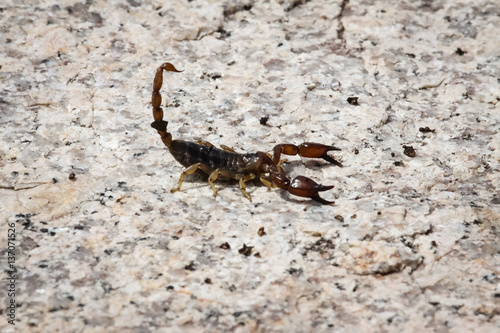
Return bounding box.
[1,0,499,332]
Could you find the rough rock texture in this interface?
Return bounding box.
[1,0,499,332]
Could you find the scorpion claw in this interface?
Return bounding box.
[287,176,335,204]
[321,153,343,167]
[311,195,335,205]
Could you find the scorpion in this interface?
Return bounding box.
[150,62,342,204]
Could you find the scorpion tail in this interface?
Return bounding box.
[151,62,183,149]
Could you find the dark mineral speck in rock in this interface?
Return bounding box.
[403,145,416,157]
[184,261,196,271]
[419,126,435,133]
[220,242,231,249]
[259,115,269,125]
[347,96,359,105]
[238,244,253,256]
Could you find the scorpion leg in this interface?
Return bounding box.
[237,173,256,202]
[209,170,254,200]
[193,141,235,153]
[171,163,212,193]
[272,142,342,167]
[270,173,335,205]
[219,145,236,153]
[207,169,221,197]
[194,140,214,147]
[208,169,233,198]
[259,174,275,188]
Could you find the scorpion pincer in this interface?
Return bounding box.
[150,62,342,204]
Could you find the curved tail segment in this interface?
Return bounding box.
[151,63,183,149]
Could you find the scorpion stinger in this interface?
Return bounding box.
[150,62,342,204]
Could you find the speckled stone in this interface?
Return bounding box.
[1,0,499,332]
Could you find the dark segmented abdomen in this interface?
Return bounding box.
[169,140,260,176]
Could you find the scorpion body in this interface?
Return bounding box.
[169,140,262,175]
[150,62,342,204]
